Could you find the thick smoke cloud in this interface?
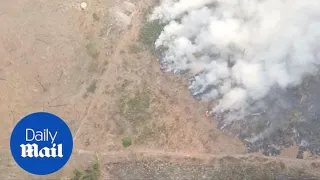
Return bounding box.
[151,0,320,140]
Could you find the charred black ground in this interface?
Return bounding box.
[217,73,320,157]
[158,49,320,158]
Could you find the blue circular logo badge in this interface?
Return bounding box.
[10,112,73,175]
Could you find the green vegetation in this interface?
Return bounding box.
[139,20,164,54]
[72,169,83,180]
[87,81,97,94]
[86,43,100,59]
[71,161,101,180]
[122,136,132,148]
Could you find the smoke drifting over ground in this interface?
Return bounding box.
[152,0,320,156]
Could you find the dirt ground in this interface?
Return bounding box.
[0,0,320,179]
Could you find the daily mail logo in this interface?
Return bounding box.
[20,129,63,158]
[10,112,73,175]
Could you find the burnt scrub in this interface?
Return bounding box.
[157,45,320,157]
[151,0,320,158]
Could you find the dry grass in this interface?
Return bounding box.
[118,88,152,126]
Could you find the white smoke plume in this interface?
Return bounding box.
[151,0,320,129]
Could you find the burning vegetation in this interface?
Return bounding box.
[150,0,320,157]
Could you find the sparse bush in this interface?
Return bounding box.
[92,13,100,21]
[87,81,97,94]
[72,169,83,180]
[71,161,101,180]
[122,136,132,148]
[86,43,100,59]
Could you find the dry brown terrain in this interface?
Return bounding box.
[0,0,320,179]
